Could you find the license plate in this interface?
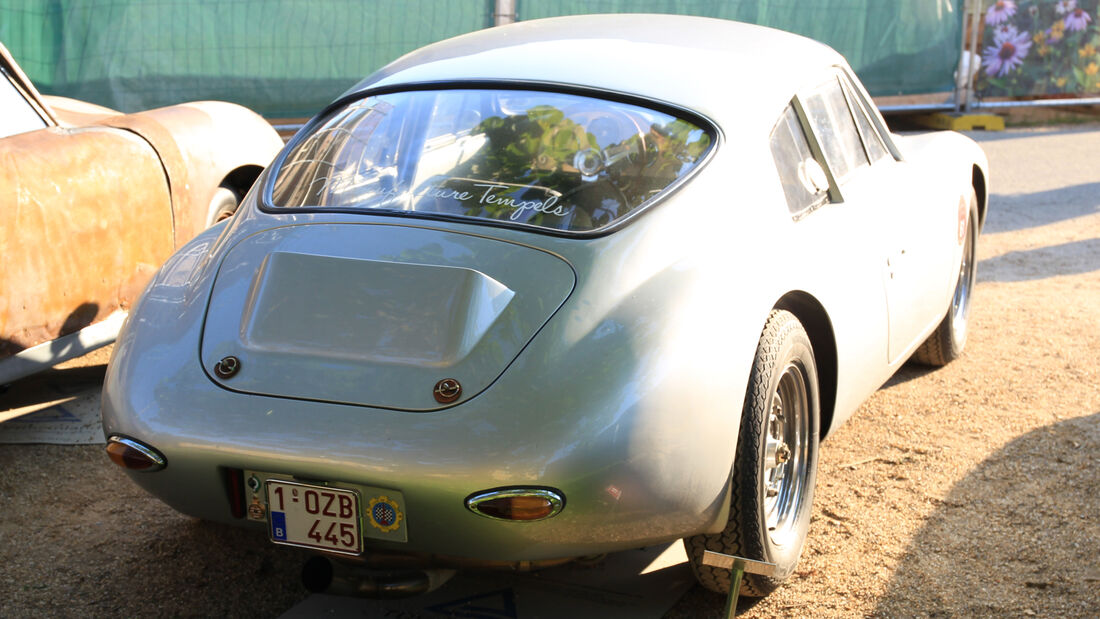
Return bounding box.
[266,480,362,555]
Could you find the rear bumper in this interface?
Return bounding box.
[104,359,732,560]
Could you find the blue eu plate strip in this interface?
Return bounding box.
[270,511,287,541]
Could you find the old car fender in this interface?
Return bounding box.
[101,102,283,245]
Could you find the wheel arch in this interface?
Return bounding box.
[774,291,838,438]
[219,164,265,198]
[972,164,988,231]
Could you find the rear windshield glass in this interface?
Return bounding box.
[269,89,713,233]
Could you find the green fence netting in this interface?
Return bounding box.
[0,0,962,119]
[521,0,965,98]
[0,0,495,118]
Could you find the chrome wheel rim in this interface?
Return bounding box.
[763,362,810,547]
[950,215,976,336]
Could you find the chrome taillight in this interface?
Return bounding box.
[465,487,564,521]
[105,435,166,472]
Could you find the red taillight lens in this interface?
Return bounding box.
[466,488,564,521]
[223,468,246,519]
[105,436,166,472]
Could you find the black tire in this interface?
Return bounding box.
[912,190,979,366]
[685,309,820,598]
[205,186,240,227]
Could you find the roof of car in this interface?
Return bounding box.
[347,14,845,132]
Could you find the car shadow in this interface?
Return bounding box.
[978,239,1100,283]
[982,183,1100,234]
[0,364,107,409]
[1,301,104,390]
[881,363,936,389]
[872,413,1100,617]
[47,480,313,616]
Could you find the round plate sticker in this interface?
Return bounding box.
[368,495,404,533]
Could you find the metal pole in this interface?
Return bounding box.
[703,551,778,619]
[494,0,516,26]
[722,566,744,619]
[954,0,971,112]
[975,96,1100,108]
[965,0,982,112]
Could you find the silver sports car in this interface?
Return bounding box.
[102,14,989,598]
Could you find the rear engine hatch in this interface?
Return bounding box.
[200,223,574,410]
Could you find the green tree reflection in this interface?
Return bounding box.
[449,103,711,231]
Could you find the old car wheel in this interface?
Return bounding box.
[912,191,979,366]
[685,309,819,597]
[205,186,240,227]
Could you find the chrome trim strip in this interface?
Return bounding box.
[465,487,565,521]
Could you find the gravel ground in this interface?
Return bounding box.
[1,126,1097,618]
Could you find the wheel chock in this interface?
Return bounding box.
[908,112,1005,131]
[702,551,778,618]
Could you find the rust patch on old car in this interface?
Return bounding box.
[0,126,173,356]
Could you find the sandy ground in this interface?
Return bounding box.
[1,126,1097,617]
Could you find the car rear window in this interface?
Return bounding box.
[269,89,714,233]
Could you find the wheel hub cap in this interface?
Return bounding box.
[763,363,811,546]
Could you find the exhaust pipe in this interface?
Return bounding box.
[302,556,456,599]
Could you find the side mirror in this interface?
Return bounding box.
[798,158,829,195]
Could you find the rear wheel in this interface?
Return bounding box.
[912,190,978,366]
[685,309,820,597]
[205,186,240,227]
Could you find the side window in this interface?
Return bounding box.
[770,104,829,216]
[802,76,868,181]
[841,76,890,164]
[0,68,48,139]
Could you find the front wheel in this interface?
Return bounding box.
[912,190,979,366]
[685,309,820,598]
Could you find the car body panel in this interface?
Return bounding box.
[0,42,283,384]
[101,15,989,565]
[200,223,576,410]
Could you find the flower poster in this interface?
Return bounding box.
[977,0,1100,96]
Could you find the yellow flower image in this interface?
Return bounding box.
[1086,62,1100,76]
[1055,76,1069,87]
[1080,44,1097,58]
[1039,44,1052,57]
[1033,31,1046,44]
[1051,19,1066,40]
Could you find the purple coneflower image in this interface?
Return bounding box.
[1055,0,1076,15]
[983,29,1032,77]
[1064,8,1092,31]
[995,23,1020,40]
[985,0,1017,25]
